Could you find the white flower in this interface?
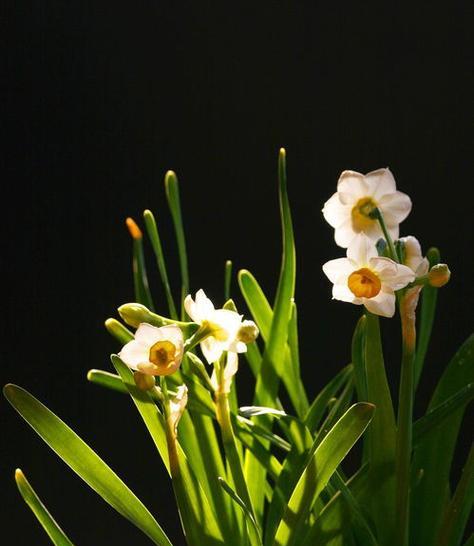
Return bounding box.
[398,236,429,276]
[184,289,248,364]
[322,168,412,248]
[322,233,415,317]
[119,323,184,376]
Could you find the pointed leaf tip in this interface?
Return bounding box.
[125,217,142,240]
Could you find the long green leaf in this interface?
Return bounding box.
[244,149,296,525]
[411,334,474,546]
[273,403,375,546]
[414,247,440,389]
[143,209,178,320]
[304,365,353,434]
[111,356,225,545]
[4,384,172,546]
[126,217,155,311]
[15,468,74,546]
[437,445,474,546]
[219,477,263,546]
[364,313,396,543]
[164,170,189,319]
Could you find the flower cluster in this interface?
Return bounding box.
[321,168,445,317]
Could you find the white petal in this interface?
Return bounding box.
[211,309,242,335]
[366,168,397,199]
[322,193,351,229]
[134,323,163,345]
[337,170,369,198]
[200,337,225,364]
[332,282,358,303]
[184,289,215,323]
[322,258,354,284]
[347,233,378,265]
[382,264,415,291]
[364,290,396,317]
[378,191,412,225]
[119,340,150,370]
[369,256,399,279]
[228,339,247,353]
[334,220,357,248]
[225,352,239,382]
[157,325,184,350]
[399,236,428,275]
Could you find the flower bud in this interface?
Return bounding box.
[119,303,155,328]
[237,320,259,344]
[134,372,156,391]
[428,263,451,288]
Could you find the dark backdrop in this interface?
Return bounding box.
[2,1,473,544]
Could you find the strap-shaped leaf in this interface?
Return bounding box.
[411,334,474,546]
[4,384,172,546]
[111,356,225,545]
[364,313,396,543]
[437,445,474,546]
[127,218,155,311]
[15,469,75,546]
[273,403,375,546]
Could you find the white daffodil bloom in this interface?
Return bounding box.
[322,168,412,248]
[184,289,251,364]
[119,323,184,376]
[169,384,188,435]
[398,236,429,277]
[210,352,239,394]
[322,233,415,317]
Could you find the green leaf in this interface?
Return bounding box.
[363,313,396,543]
[304,365,353,434]
[238,406,286,418]
[414,246,440,390]
[4,384,172,546]
[351,316,368,402]
[15,468,75,546]
[243,149,296,525]
[411,334,474,546]
[273,403,375,546]
[224,259,233,301]
[164,171,189,319]
[104,318,134,344]
[413,384,474,447]
[143,209,178,320]
[238,269,307,418]
[437,445,474,546]
[218,477,263,546]
[303,465,370,546]
[127,219,155,311]
[111,357,225,545]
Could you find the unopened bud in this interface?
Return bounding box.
[125,217,142,240]
[428,263,451,288]
[237,320,259,344]
[134,372,156,391]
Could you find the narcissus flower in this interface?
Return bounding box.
[119,323,184,376]
[184,289,256,364]
[169,385,188,434]
[322,233,415,317]
[398,236,429,276]
[322,168,412,248]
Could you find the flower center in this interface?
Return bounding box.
[206,321,229,342]
[348,268,381,298]
[149,340,176,370]
[351,197,377,232]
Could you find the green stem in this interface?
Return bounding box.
[372,208,398,262]
[395,292,417,546]
[214,359,258,530]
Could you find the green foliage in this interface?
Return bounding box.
[4,150,472,546]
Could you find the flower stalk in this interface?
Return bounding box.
[395,289,418,546]
[371,207,399,262]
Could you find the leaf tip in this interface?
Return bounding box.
[125,217,142,240]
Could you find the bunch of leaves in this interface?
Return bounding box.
[4,152,473,545]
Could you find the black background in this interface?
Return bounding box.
[2,1,473,544]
